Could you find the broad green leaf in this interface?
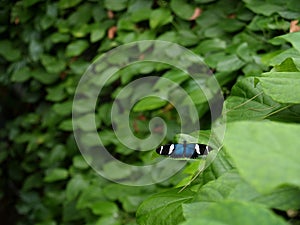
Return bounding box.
[224,121,300,192]
[150,8,173,29]
[194,170,300,210]
[244,0,284,16]
[274,57,299,72]
[181,201,288,225]
[170,0,195,20]
[271,32,300,53]
[66,40,89,57]
[44,168,68,182]
[136,189,194,225]
[258,72,300,104]
[133,96,167,112]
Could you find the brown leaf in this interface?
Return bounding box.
[189,7,202,20]
[107,10,114,19]
[290,20,300,33]
[108,26,117,39]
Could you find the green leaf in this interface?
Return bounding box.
[136,189,194,225]
[44,168,68,182]
[154,70,189,90]
[258,72,300,104]
[52,101,72,116]
[193,170,300,210]
[182,201,288,225]
[244,0,284,16]
[150,8,173,29]
[170,0,195,20]
[274,57,299,72]
[72,155,89,169]
[224,77,282,121]
[66,40,89,57]
[31,69,59,84]
[66,174,88,201]
[0,40,21,61]
[59,0,82,9]
[11,66,31,82]
[224,121,300,192]
[133,96,167,112]
[271,32,300,53]
[46,85,66,102]
[104,0,128,11]
[217,54,245,72]
[41,54,66,74]
[196,38,226,55]
[90,201,118,215]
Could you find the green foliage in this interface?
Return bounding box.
[1,0,300,224]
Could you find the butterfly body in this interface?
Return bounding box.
[156,141,212,159]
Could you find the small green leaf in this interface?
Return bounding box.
[72,155,89,169]
[136,189,194,225]
[90,201,118,215]
[150,8,173,29]
[66,40,89,57]
[66,174,88,201]
[41,54,66,73]
[133,96,167,112]
[59,0,82,9]
[46,85,66,102]
[224,121,300,192]
[0,40,21,61]
[11,66,31,82]
[217,54,245,72]
[170,0,195,20]
[44,168,68,182]
[104,0,128,11]
[53,101,72,116]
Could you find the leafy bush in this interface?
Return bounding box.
[1,0,300,225]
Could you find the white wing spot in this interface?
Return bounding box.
[168,144,175,155]
[159,146,163,154]
[195,144,201,154]
[205,145,209,154]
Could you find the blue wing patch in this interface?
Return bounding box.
[156,141,212,159]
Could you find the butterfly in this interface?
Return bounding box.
[156,141,212,159]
